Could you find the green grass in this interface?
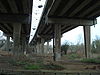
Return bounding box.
[81,58,100,64]
[24,64,41,70]
[24,63,65,70]
[42,63,65,70]
[8,59,65,70]
[66,53,81,59]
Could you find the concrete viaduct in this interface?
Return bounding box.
[0,0,33,55]
[0,0,100,61]
[30,0,100,61]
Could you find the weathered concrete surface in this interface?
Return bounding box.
[83,26,91,58]
[13,24,21,55]
[54,25,61,61]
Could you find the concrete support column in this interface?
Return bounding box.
[83,26,91,58]
[21,36,26,54]
[36,42,40,54]
[47,41,49,53]
[13,24,21,55]
[33,45,37,53]
[40,38,45,54]
[54,25,61,61]
[6,36,10,51]
[25,44,29,54]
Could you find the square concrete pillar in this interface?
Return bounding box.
[6,36,10,51]
[47,41,49,53]
[21,36,26,54]
[36,42,40,54]
[54,25,61,61]
[33,45,37,53]
[83,26,91,58]
[40,38,45,54]
[13,24,21,55]
[25,44,29,54]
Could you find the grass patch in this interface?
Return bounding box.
[24,63,65,70]
[81,58,100,64]
[24,64,41,70]
[42,63,65,70]
[8,58,65,70]
[67,53,81,59]
[8,59,28,66]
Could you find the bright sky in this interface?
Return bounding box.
[29,0,100,45]
[29,0,46,43]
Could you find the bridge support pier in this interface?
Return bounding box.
[54,25,61,61]
[5,36,10,51]
[32,45,36,53]
[47,41,49,53]
[40,38,45,54]
[83,26,91,58]
[21,36,26,54]
[36,42,41,54]
[13,24,21,55]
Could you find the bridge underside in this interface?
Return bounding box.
[30,0,100,61]
[0,0,33,54]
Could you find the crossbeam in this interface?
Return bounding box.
[48,17,97,26]
[0,13,31,24]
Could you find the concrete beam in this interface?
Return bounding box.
[43,25,52,34]
[0,13,31,24]
[48,17,97,26]
[4,24,12,33]
[0,1,7,13]
[49,0,61,15]
[38,35,52,39]
[58,0,77,16]
[69,0,91,17]
[62,25,78,34]
[22,0,29,14]
[79,1,100,17]
[7,0,18,13]
[0,24,9,33]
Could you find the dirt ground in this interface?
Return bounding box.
[0,51,100,71]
